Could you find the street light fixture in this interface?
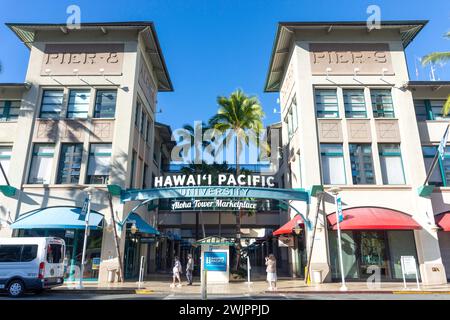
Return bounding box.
[130,222,138,235]
[327,186,347,291]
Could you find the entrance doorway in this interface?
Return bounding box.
[124,229,141,279]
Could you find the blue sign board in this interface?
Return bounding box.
[204,252,227,271]
[79,198,89,220]
[336,195,343,223]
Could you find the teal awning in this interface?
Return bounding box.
[10,206,104,230]
[126,213,160,235]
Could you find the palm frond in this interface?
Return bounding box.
[442,95,450,117]
[421,52,450,66]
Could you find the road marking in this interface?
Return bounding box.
[393,291,450,295]
[135,289,154,294]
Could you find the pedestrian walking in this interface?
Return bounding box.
[170,256,182,288]
[265,254,277,291]
[186,254,194,285]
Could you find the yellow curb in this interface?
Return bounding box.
[135,289,155,294]
[393,291,450,294]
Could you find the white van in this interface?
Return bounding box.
[0,237,65,297]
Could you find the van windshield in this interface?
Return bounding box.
[47,244,64,263]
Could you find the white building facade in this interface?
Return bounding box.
[266,21,449,285]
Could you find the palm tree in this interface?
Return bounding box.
[209,89,265,270]
[422,31,450,115]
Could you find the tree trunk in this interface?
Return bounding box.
[234,135,241,271]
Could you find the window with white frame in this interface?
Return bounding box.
[344,89,367,118]
[284,96,298,139]
[28,144,55,184]
[371,89,394,118]
[0,100,20,121]
[67,89,91,119]
[379,144,405,184]
[320,144,346,185]
[57,143,83,184]
[0,146,12,185]
[315,89,339,118]
[86,144,112,184]
[39,90,64,119]
[94,90,117,118]
[349,144,375,184]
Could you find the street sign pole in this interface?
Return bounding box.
[79,191,92,289]
[335,194,347,291]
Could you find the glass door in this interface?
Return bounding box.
[357,231,389,279]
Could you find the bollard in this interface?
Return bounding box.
[201,269,207,300]
[138,255,145,288]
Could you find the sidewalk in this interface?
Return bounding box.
[55,279,450,295]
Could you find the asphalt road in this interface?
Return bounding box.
[1,292,450,300]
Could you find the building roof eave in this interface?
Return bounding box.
[5,22,173,92]
[264,20,429,92]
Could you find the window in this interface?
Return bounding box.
[0,146,12,185]
[285,97,298,139]
[67,89,90,119]
[371,89,394,118]
[414,100,428,121]
[145,119,150,142]
[135,100,141,128]
[21,245,38,262]
[430,100,449,120]
[0,245,22,262]
[320,144,346,184]
[414,99,449,121]
[146,120,152,143]
[130,150,136,188]
[94,90,117,118]
[140,110,145,133]
[142,114,148,139]
[46,244,64,263]
[379,144,405,184]
[349,144,375,184]
[0,100,20,121]
[315,89,339,118]
[57,144,83,184]
[422,146,443,186]
[344,89,366,118]
[86,144,112,184]
[143,163,149,189]
[28,144,55,184]
[40,90,64,119]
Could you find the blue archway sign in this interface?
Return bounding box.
[112,185,312,230]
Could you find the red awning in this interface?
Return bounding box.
[435,212,450,231]
[327,207,422,231]
[273,215,304,236]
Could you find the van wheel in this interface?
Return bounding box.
[8,280,25,297]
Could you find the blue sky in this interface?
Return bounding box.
[0,0,449,129]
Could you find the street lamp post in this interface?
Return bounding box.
[328,187,347,291]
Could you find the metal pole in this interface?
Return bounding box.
[79,191,92,289]
[334,194,347,291]
[201,268,207,300]
[138,255,145,288]
[246,255,252,285]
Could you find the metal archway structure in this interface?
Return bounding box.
[113,185,312,230]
